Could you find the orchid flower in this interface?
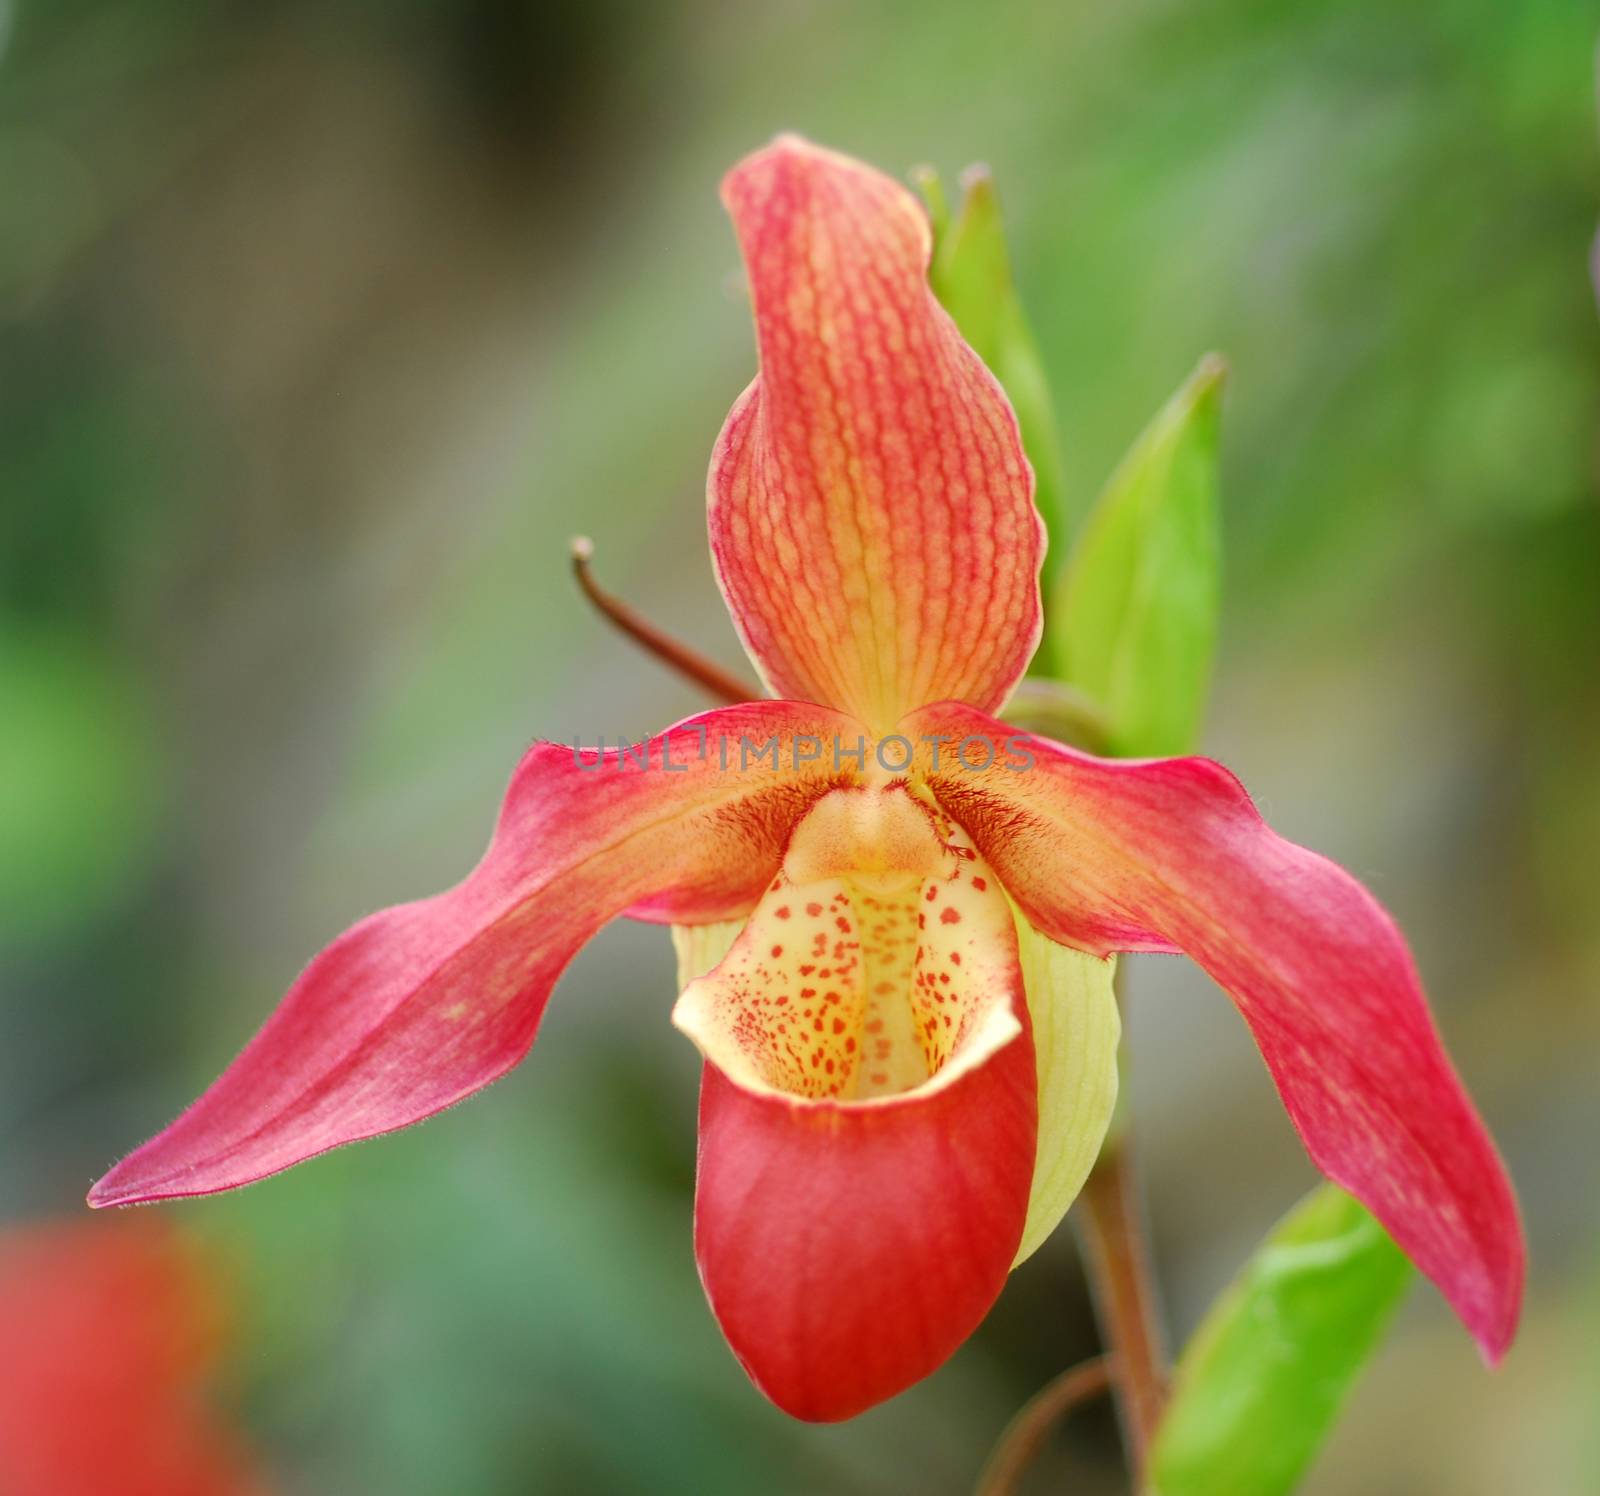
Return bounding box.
[0,1219,270,1496]
[91,135,1522,1423]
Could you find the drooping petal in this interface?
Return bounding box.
[91,703,858,1207]
[710,135,1045,732]
[674,806,1037,1420]
[907,702,1524,1363]
[1011,916,1121,1265]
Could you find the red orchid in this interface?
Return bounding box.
[0,1219,270,1496]
[91,135,1522,1422]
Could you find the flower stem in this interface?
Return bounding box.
[1077,1034,1169,1483]
[974,1355,1114,1496]
[569,537,760,705]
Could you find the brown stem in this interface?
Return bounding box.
[569,537,759,706]
[1077,1119,1168,1482]
[975,1356,1114,1496]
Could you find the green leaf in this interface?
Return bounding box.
[917,166,1072,608]
[1052,355,1226,756]
[1148,1186,1413,1496]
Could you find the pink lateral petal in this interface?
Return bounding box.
[710,135,1045,731]
[907,701,1525,1363]
[90,702,858,1208]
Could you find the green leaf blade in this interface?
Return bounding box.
[1053,355,1226,757]
[1148,1185,1414,1496]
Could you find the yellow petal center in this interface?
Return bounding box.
[672,786,1023,1102]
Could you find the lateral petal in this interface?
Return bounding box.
[908,702,1524,1363]
[91,703,857,1207]
[710,135,1045,731]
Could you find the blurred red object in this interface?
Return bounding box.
[0,1218,270,1496]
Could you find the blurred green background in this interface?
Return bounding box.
[2,1,1596,1492]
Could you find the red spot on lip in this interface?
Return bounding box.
[806,902,823,916]
[774,906,791,919]
[972,876,987,891]
[939,906,961,925]
[771,945,783,958]
[949,952,962,965]
[924,887,938,901]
